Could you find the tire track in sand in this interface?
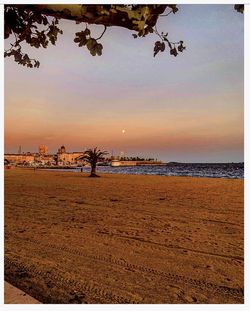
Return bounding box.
[6,234,243,301]
[4,257,140,304]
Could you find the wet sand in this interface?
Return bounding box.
[4,168,244,303]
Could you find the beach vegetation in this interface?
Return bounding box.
[80,148,108,177]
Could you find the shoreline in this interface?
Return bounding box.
[10,166,244,180]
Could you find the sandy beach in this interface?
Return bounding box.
[4,168,244,304]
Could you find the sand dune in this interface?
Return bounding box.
[4,168,244,303]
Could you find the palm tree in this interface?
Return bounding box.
[81,147,108,177]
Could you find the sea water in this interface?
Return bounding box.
[47,163,244,179]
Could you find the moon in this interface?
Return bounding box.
[122,129,126,134]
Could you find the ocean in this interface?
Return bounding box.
[47,162,244,179]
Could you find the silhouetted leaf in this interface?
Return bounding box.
[84,28,90,36]
[96,43,103,56]
[86,38,96,50]
[168,5,178,14]
[153,41,161,57]
[146,26,154,33]
[4,23,11,39]
[234,4,244,14]
[178,43,185,52]
[79,37,87,47]
[74,37,80,43]
[170,47,178,57]
[160,42,165,52]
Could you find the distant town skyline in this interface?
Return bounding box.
[4,144,159,161]
[5,5,244,163]
[4,143,244,164]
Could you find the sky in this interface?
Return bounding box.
[4,4,244,162]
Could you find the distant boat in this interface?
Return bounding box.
[111,160,163,167]
[97,162,110,166]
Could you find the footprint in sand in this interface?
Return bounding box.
[110,198,120,202]
[75,201,85,204]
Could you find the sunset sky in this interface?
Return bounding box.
[4,5,244,162]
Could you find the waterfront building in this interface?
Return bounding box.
[56,146,84,165]
[4,153,36,165]
[39,145,48,155]
[58,145,66,154]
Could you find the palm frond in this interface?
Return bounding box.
[78,147,108,164]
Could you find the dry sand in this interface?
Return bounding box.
[4,168,244,304]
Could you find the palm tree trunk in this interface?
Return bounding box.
[90,163,98,177]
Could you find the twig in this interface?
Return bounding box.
[96,25,107,40]
[154,24,162,40]
[159,9,174,17]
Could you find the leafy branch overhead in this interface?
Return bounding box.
[4,4,185,67]
[131,5,185,57]
[4,6,63,67]
[4,4,243,68]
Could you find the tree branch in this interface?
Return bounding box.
[95,26,107,40]
[12,4,167,31]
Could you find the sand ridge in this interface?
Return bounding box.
[4,168,244,303]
